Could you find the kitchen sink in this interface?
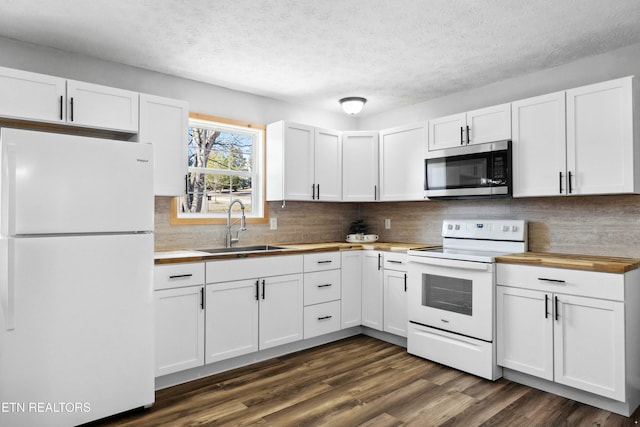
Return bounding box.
[198,245,288,254]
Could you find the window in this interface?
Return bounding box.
[172,113,267,224]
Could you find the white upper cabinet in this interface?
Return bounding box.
[0,66,139,133]
[512,91,567,197]
[66,80,138,132]
[428,103,511,151]
[0,66,66,123]
[139,94,189,196]
[566,77,637,195]
[266,121,341,201]
[342,131,379,201]
[513,76,638,197]
[379,122,427,201]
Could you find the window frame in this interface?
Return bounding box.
[170,112,268,225]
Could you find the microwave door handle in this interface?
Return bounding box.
[408,257,491,271]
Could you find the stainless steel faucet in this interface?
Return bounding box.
[226,199,247,247]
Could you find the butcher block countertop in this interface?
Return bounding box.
[496,252,640,273]
[155,242,438,265]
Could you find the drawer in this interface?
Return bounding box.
[304,269,341,305]
[304,251,341,272]
[496,263,624,301]
[383,252,408,271]
[206,255,303,283]
[304,300,341,339]
[154,262,205,290]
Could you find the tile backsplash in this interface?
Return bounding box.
[155,195,640,258]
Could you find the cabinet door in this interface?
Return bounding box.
[155,286,205,376]
[512,92,566,197]
[0,66,66,123]
[66,80,139,132]
[314,128,342,201]
[361,251,384,331]
[554,294,625,401]
[379,123,427,201]
[259,274,304,350]
[341,251,362,328]
[428,113,466,151]
[139,94,189,196]
[383,269,407,337]
[496,286,553,380]
[283,123,315,200]
[466,103,511,145]
[205,280,259,363]
[566,77,635,195]
[342,131,379,201]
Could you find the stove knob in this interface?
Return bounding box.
[447,224,453,230]
[512,225,519,232]
[502,225,509,232]
[454,224,460,230]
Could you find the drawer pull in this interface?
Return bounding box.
[169,274,193,279]
[317,260,333,264]
[318,315,332,321]
[317,283,332,288]
[387,260,403,264]
[538,277,565,284]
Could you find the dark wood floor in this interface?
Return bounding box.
[91,335,639,426]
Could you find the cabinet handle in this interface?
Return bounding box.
[318,315,332,321]
[378,253,382,270]
[317,260,332,264]
[460,126,464,145]
[70,97,74,122]
[169,274,193,279]
[554,296,559,321]
[559,172,563,194]
[200,287,205,310]
[184,174,189,195]
[317,283,332,288]
[568,171,573,194]
[544,294,549,319]
[404,273,407,292]
[59,95,63,120]
[538,277,565,284]
[317,184,320,200]
[261,279,266,300]
[387,260,402,264]
[374,185,377,200]
[311,184,315,200]
[255,280,259,301]
[466,125,470,144]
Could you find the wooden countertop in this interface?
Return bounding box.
[155,242,439,265]
[496,252,640,273]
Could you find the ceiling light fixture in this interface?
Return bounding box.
[339,97,367,115]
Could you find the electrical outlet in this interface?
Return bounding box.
[385,218,391,229]
[270,218,278,230]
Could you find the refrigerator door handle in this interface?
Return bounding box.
[0,238,15,330]
[1,143,17,236]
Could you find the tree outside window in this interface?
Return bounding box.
[175,114,265,222]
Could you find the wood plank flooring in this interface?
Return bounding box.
[89,335,640,426]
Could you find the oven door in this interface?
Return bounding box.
[407,256,494,341]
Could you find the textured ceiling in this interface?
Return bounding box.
[1,0,640,117]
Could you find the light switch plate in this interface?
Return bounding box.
[270,218,278,230]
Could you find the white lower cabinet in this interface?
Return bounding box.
[205,279,259,363]
[258,274,304,349]
[362,251,384,331]
[497,264,630,403]
[383,253,408,337]
[303,252,341,339]
[341,251,362,328]
[154,263,206,377]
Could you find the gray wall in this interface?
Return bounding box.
[0,36,357,130]
[358,42,640,130]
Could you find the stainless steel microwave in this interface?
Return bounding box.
[424,140,512,199]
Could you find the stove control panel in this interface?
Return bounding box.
[442,219,527,241]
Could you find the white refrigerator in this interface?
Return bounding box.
[0,128,155,426]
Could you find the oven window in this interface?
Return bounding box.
[422,273,472,316]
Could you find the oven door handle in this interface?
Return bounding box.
[408,257,491,271]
